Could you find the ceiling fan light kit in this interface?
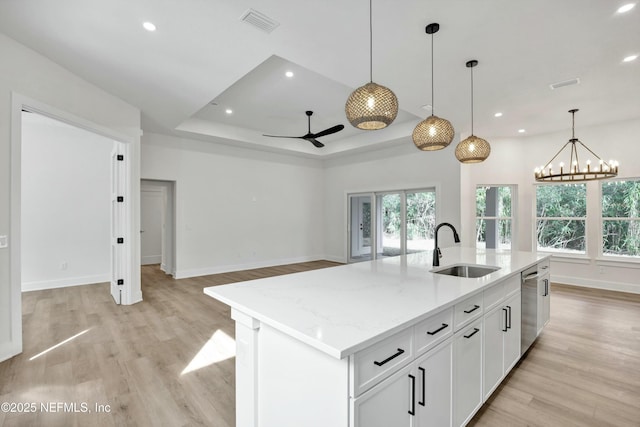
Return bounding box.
[456,59,490,163]
[534,109,618,182]
[412,23,455,151]
[345,0,398,130]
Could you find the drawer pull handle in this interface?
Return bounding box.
[426,323,449,336]
[464,328,480,339]
[464,304,480,314]
[408,374,416,415]
[502,308,508,332]
[418,367,426,407]
[374,348,405,366]
[506,305,512,329]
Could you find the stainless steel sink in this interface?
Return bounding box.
[432,263,500,278]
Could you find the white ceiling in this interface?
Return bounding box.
[1,0,638,158]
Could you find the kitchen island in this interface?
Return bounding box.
[204,247,550,427]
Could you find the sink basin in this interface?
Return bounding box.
[432,263,500,278]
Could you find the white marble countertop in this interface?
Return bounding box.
[204,247,549,359]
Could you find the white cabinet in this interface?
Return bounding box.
[453,318,483,427]
[483,291,521,398]
[351,339,452,427]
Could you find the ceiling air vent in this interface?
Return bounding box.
[549,78,580,90]
[240,9,280,33]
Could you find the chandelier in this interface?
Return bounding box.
[535,109,618,182]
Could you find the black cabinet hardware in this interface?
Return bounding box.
[418,367,426,406]
[426,323,448,336]
[464,304,480,314]
[408,374,416,415]
[502,308,508,332]
[543,279,549,296]
[506,305,512,329]
[373,348,405,366]
[463,328,480,339]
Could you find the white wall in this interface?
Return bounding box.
[0,33,141,362]
[21,112,112,291]
[461,118,640,294]
[141,132,326,278]
[323,142,462,261]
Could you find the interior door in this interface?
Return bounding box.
[349,195,373,261]
[110,143,124,304]
[140,187,164,265]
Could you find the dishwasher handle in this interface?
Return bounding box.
[522,271,540,282]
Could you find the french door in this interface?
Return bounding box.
[349,194,373,261]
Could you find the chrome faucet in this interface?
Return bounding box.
[433,222,460,267]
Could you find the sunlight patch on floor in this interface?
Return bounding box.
[181,329,235,375]
[29,329,91,361]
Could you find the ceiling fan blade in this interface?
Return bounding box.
[306,138,325,148]
[311,124,345,139]
[263,134,304,139]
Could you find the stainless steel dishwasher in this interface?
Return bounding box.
[521,264,539,355]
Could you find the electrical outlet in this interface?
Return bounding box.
[61,262,68,270]
[0,235,7,248]
[598,266,605,274]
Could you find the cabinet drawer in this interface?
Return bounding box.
[414,308,453,355]
[350,328,414,397]
[538,258,550,272]
[454,293,483,331]
[483,282,504,312]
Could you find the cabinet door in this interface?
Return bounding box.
[503,292,522,373]
[351,364,414,427]
[483,306,505,399]
[453,319,483,427]
[416,339,452,427]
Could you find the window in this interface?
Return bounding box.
[601,179,640,257]
[348,188,436,262]
[476,186,513,250]
[536,184,586,254]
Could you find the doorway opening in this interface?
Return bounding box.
[141,179,176,276]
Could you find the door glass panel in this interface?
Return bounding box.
[406,191,436,252]
[349,195,373,262]
[377,193,401,257]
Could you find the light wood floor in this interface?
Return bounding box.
[1,263,639,427]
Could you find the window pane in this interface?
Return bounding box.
[603,220,640,256]
[406,191,435,252]
[536,184,586,217]
[536,219,585,253]
[476,186,512,217]
[377,193,401,257]
[476,219,511,250]
[602,181,640,218]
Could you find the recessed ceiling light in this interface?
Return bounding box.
[225,109,233,114]
[518,129,526,133]
[617,3,635,13]
[142,22,156,32]
[494,112,503,117]
[285,71,294,78]
[623,54,638,62]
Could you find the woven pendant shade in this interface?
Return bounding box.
[412,115,455,150]
[455,135,490,163]
[345,82,398,130]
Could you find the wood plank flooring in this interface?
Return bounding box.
[1,263,639,426]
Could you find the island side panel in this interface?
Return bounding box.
[232,309,261,427]
[257,323,350,427]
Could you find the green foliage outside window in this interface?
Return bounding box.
[602,180,640,257]
[536,184,586,252]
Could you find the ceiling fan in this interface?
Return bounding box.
[263,111,344,148]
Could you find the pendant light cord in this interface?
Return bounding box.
[430,32,434,115]
[470,65,474,135]
[369,0,373,83]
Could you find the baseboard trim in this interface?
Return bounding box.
[174,255,328,279]
[0,342,22,363]
[552,274,640,294]
[22,274,110,292]
[142,255,162,265]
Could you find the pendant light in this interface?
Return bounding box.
[345,0,398,130]
[412,23,455,151]
[534,109,618,182]
[455,60,490,163]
